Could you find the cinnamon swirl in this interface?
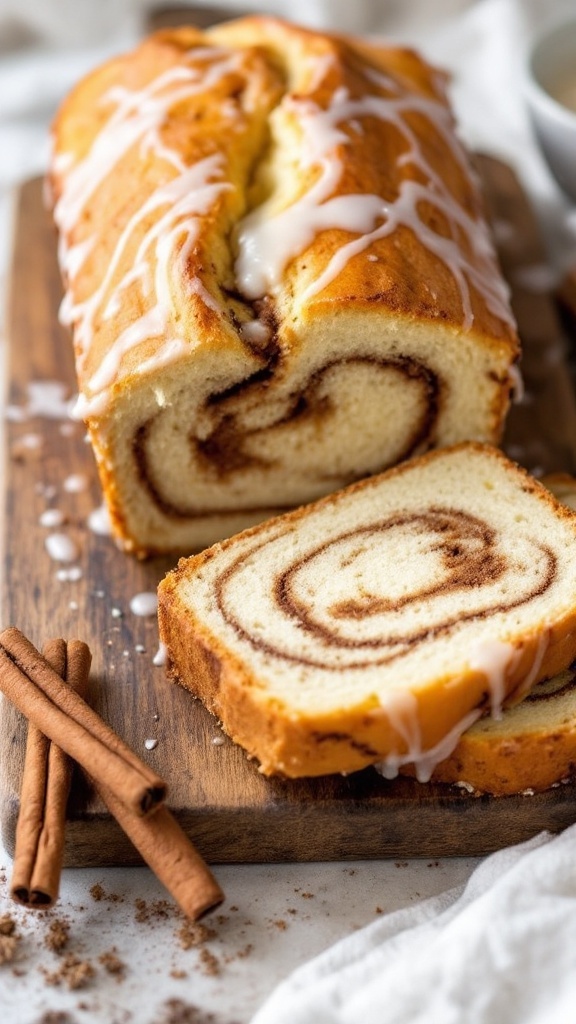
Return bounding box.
[158,443,576,778]
[49,17,519,555]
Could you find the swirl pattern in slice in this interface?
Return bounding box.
[158,443,576,777]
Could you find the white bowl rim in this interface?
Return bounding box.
[525,14,576,130]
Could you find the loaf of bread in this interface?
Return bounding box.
[416,471,576,795]
[157,442,576,778]
[49,16,519,556]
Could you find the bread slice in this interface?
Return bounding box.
[49,17,518,556]
[157,442,576,778]
[417,471,576,795]
[425,668,576,795]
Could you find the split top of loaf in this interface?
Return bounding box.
[158,442,576,778]
[50,17,519,555]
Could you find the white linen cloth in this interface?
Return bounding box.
[251,827,576,1024]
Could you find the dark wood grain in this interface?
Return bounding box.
[2,163,576,866]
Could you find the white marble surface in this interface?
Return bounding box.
[1,1,575,1022]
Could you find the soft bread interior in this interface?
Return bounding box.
[158,444,576,776]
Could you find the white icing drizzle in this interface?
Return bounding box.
[129,592,158,617]
[235,80,513,329]
[55,51,243,416]
[45,533,79,563]
[507,631,549,704]
[467,638,516,720]
[376,636,523,782]
[375,706,482,784]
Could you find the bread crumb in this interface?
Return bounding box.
[169,968,188,979]
[300,892,314,899]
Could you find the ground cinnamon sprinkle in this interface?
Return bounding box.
[90,883,123,903]
[0,932,19,965]
[135,897,175,924]
[43,953,95,990]
[0,914,16,935]
[98,947,126,979]
[153,999,225,1024]
[177,921,217,950]
[198,948,221,977]
[35,1012,76,1024]
[44,918,70,953]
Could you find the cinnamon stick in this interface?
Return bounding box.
[11,639,90,907]
[94,785,224,920]
[42,636,223,919]
[0,627,166,816]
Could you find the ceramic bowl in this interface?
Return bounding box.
[525,16,576,201]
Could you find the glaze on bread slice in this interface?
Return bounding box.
[427,668,576,795]
[422,471,576,795]
[158,443,576,778]
[49,17,518,555]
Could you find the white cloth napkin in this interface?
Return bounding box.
[251,826,576,1024]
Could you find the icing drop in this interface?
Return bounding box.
[39,509,66,528]
[153,642,168,667]
[45,533,79,563]
[87,503,112,536]
[63,473,88,493]
[129,592,158,617]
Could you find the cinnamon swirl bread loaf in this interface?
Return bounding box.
[158,443,576,778]
[49,17,519,556]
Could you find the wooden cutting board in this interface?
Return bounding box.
[2,159,576,867]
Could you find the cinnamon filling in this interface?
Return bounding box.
[214,507,557,671]
[132,355,440,519]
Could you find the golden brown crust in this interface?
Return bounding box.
[50,18,517,398]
